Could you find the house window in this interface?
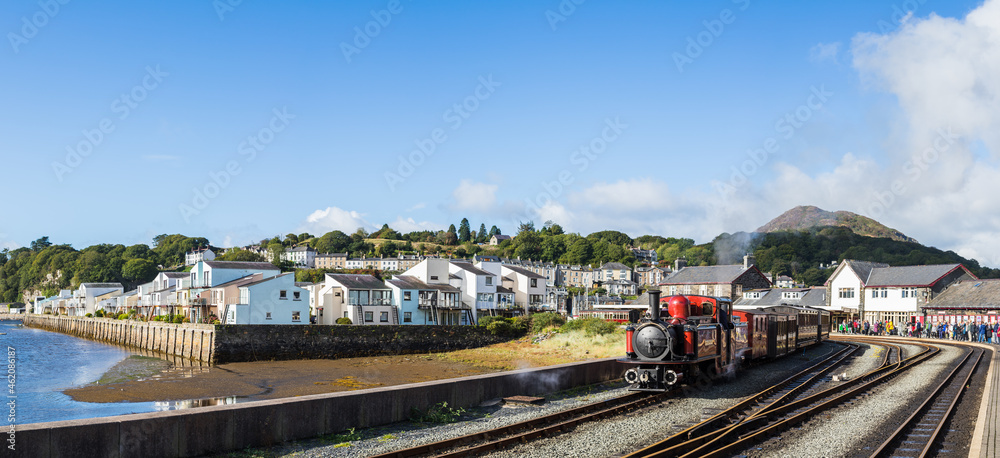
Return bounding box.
[669,286,677,295]
[838,288,855,299]
[344,311,348,318]
[530,279,537,288]
[292,311,300,322]
[404,312,412,323]
[380,312,389,322]
[486,277,493,286]
[266,312,272,320]
[872,289,878,298]
[430,275,439,280]
[364,311,374,322]
[293,291,301,300]
[404,291,411,301]
[280,290,287,300]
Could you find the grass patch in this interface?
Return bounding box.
[410,402,465,423]
[321,427,362,445]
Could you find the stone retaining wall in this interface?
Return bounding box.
[17,358,626,457]
[19,315,216,364]
[12,316,522,365]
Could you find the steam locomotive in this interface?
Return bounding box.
[621,291,830,391]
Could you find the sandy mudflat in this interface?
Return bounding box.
[64,354,495,403]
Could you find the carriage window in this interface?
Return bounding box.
[702,302,713,316]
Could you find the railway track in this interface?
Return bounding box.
[625,339,937,458]
[369,389,675,458]
[869,346,985,458]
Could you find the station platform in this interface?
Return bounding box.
[971,340,1000,458]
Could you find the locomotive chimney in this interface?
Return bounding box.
[648,289,661,321]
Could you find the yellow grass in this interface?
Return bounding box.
[435,328,626,371]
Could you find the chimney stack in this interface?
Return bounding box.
[674,257,687,271]
[743,254,756,269]
[648,289,661,321]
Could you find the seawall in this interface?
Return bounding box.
[11,315,522,365]
[17,358,626,457]
[19,315,216,364]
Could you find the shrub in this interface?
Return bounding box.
[512,315,531,332]
[211,319,221,325]
[85,313,93,318]
[561,317,621,336]
[530,312,566,333]
[173,316,184,324]
[478,315,503,328]
[486,319,518,336]
[182,317,191,323]
[336,317,352,325]
[409,402,465,423]
[94,310,105,318]
[117,313,129,320]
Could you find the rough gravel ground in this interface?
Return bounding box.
[233,342,871,458]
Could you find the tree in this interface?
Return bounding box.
[31,237,52,252]
[152,234,168,248]
[517,221,536,235]
[268,242,284,265]
[458,218,471,243]
[122,259,158,282]
[216,248,266,262]
[477,223,488,243]
[124,244,154,261]
[514,231,542,260]
[489,225,501,236]
[313,230,351,254]
[587,230,632,247]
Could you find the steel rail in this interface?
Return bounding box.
[623,343,857,458]
[869,347,984,458]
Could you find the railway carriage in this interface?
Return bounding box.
[622,293,828,391]
[576,309,640,323]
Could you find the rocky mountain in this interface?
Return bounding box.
[757,206,917,243]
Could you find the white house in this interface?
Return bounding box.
[318,273,395,325]
[185,247,216,266]
[825,260,976,323]
[281,245,317,268]
[489,234,512,245]
[478,262,545,315]
[224,273,310,325]
[74,283,125,316]
[386,275,463,325]
[595,262,632,283]
[400,258,478,325]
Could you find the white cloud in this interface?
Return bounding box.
[451,179,498,212]
[569,178,673,214]
[0,233,18,250]
[387,216,442,233]
[809,42,841,63]
[406,202,427,212]
[301,207,374,234]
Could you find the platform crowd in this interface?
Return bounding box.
[838,319,1000,343]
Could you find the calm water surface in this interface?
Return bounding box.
[1,319,234,424]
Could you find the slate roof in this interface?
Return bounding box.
[163,272,190,279]
[326,273,389,290]
[734,288,827,308]
[241,272,294,288]
[502,265,545,279]
[204,261,279,271]
[450,262,492,277]
[386,275,432,290]
[662,265,749,285]
[865,264,968,287]
[845,260,889,284]
[496,286,514,294]
[211,274,259,289]
[600,262,631,270]
[926,280,1000,309]
[474,255,501,262]
[81,283,124,289]
[287,245,316,252]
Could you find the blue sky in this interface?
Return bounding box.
[3,0,1000,266]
